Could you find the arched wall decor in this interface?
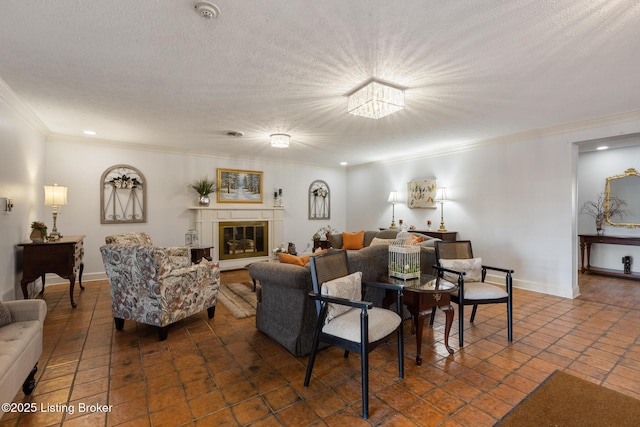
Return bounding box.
[309,180,330,220]
[100,164,147,224]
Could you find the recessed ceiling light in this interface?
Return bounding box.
[597,146,609,150]
[340,162,348,166]
[83,130,96,135]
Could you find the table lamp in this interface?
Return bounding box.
[388,191,398,229]
[44,184,67,240]
[436,187,448,232]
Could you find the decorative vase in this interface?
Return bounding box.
[198,195,210,207]
[30,229,45,243]
[596,217,604,235]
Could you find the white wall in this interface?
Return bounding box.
[43,139,347,283]
[0,97,46,300]
[578,142,640,272]
[346,118,640,298]
[347,137,577,297]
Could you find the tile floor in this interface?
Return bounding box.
[2,271,640,426]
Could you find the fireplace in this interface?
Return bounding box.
[191,206,283,270]
[219,221,268,260]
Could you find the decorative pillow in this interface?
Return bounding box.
[440,258,483,283]
[370,238,393,246]
[342,230,365,250]
[278,253,305,266]
[321,271,362,323]
[0,301,13,327]
[404,235,424,244]
[279,249,329,266]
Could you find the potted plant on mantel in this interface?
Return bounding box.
[580,192,627,235]
[190,178,217,207]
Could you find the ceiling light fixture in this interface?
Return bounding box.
[597,146,609,150]
[194,1,220,19]
[347,79,405,119]
[270,134,290,148]
[83,130,96,135]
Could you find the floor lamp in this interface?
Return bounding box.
[436,187,448,232]
[388,191,398,229]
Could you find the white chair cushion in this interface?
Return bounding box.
[440,258,482,282]
[322,307,401,343]
[453,282,508,300]
[321,272,362,323]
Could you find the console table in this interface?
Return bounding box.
[18,235,85,307]
[579,234,640,280]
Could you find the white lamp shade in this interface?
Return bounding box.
[435,187,448,202]
[44,185,68,206]
[387,191,399,203]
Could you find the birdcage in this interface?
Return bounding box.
[388,231,421,280]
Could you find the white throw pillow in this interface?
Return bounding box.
[321,271,362,323]
[369,238,393,246]
[0,301,13,327]
[440,258,483,283]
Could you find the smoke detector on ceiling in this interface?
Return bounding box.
[226,131,244,137]
[194,1,220,19]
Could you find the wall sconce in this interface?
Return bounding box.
[388,191,399,229]
[44,184,68,240]
[435,187,448,232]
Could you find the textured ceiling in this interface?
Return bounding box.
[1,0,639,167]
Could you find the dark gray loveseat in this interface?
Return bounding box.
[248,229,439,356]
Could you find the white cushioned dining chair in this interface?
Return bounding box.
[431,240,514,347]
[305,250,404,419]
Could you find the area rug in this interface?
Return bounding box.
[496,370,640,426]
[217,282,257,319]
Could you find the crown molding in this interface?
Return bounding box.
[350,109,640,170]
[0,76,51,138]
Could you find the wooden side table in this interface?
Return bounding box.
[313,240,331,252]
[18,235,85,308]
[383,274,458,364]
[190,246,213,264]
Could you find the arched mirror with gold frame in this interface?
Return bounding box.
[605,167,640,228]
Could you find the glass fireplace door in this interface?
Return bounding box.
[219,221,268,260]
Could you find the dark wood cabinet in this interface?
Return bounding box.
[190,246,213,264]
[18,235,85,307]
[411,230,458,242]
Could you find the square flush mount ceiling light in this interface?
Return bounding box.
[270,133,290,148]
[347,80,405,119]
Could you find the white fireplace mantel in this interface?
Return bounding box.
[190,206,284,270]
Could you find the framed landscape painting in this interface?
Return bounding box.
[217,168,263,203]
[407,178,437,208]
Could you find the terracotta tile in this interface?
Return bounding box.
[423,388,465,413]
[12,273,638,427]
[274,401,320,427]
[402,398,447,426]
[263,385,302,411]
[149,402,192,427]
[231,396,271,425]
[188,390,227,419]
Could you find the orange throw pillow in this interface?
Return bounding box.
[278,253,305,266]
[342,230,365,250]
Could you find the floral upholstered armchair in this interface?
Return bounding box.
[100,233,220,340]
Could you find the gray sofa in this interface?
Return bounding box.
[0,299,47,419]
[248,229,439,356]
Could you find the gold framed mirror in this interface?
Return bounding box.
[605,168,640,228]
